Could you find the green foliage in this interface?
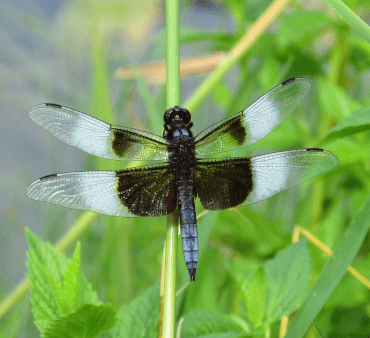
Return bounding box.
[43,304,117,338]
[315,78,361,120]
[101,283,160,338]
[26,230,116,337]
[277,11,332,49]
[180,309,250,338]
[239,266,266,328]
[264,239,311,324]
[229,240,311,332]
[3,0,370,336]
[320,107,370,145]
[285,196,370,338]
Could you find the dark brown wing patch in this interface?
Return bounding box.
[194,158,253,210]
[117,165,177,217]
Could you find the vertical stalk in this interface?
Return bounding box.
[162,0,180,337]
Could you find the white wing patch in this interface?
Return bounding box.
[246,149,339,204]
[29,104,112,158]
[29,104,169,161]
[243,97,280,143]
[249,152,290,202]
[26,171,136,217]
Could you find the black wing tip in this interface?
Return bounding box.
[29,103,63,118]
[40,173,58,180]
[282,78,296,85]
[281,77,311,87]
[306,148,324,152]
[189,269,196,282]
[45,103,63,108]
[26,174,58,196]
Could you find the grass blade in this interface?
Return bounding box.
[323,0,370,44]
[285,196,370,338]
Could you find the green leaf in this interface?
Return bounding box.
[231,262,266,329]
[323,0,370,45]
[26,229,69,331]
[102,282,160,338]
[316,78,361,119]
[278,11,330,48]
[243,267,266,328]
[264,239,311,324]
[43,304,117,338]
[349,35,370,71]
[320,107,370,145]
[63,242,82,313]
[180,29,235,49]
[25,230,100,333]
[326,138,368,166]
[326,269,369,308]
[180,309,250,338]
[329,306,370,336]
[285,196,370,338]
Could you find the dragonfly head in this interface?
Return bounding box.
[164,106,191,128]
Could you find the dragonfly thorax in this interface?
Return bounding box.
[168,127,196,170]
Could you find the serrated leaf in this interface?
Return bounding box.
[26,229,69,331]
[180,309,250,338]
[264,239,311,324]
[101,282,160,338]
[63,242,81,312]
[43,304,117,338]
[320,107,370,145]
[26,229,69,284]
[80,274,100,306]
[25,230,100,333]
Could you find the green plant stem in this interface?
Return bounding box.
[285,196,370,338]
[323,0,370,44]
[163,0,180,337]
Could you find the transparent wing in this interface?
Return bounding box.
[194,78,311,155]
[29,104,170,161]
[26,164,177,217]
[194,149,338,210]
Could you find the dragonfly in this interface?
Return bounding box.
[26,77,339,281]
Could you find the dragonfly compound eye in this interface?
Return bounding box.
[177,107,191,124]
[164,107,176,125]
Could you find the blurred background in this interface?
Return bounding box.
[1,0,370,336]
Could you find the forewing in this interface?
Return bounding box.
[29,104,170,161]
[194,78,311,155]
[194,149,338,210]
[26,164,177,217]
